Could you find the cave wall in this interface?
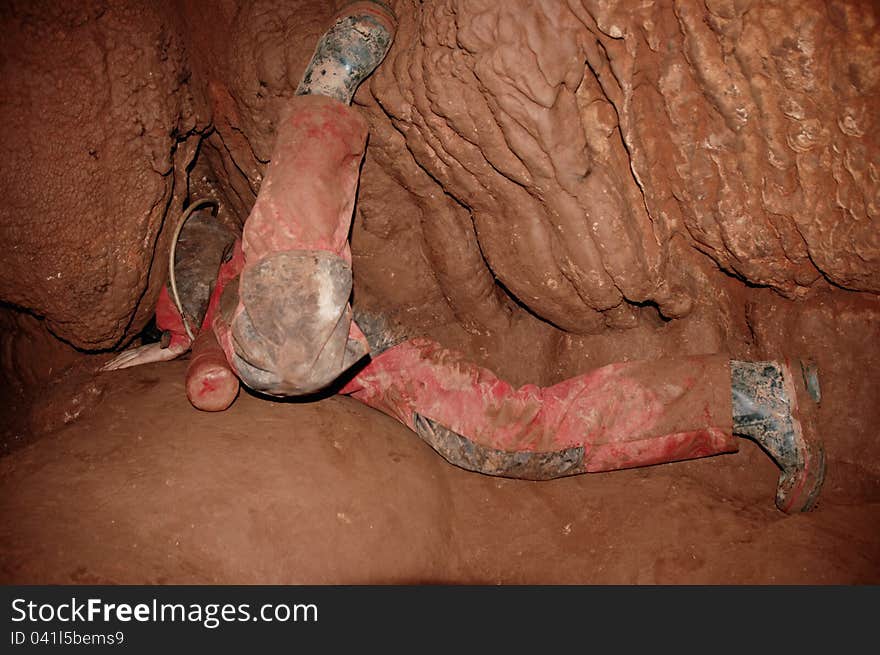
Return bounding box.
[0,0,212,349]
[361,0,879,329]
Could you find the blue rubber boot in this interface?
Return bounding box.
[296,1,397,105]
[731,360,826,513]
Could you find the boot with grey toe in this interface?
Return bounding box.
[731,360,827,513]
[296,1,397,105]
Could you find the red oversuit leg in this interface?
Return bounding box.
[211,95,371,395]
[156,97,373,406]
[341,339,737,479]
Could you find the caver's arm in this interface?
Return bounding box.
[98,338,188,371]
[101,215,244,412]
[100,207,238,372]
[100,278,197,371]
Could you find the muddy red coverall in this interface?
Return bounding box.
[159,94,738,480]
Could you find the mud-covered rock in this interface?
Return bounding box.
[0,1,207,348]
[364,0,879,331]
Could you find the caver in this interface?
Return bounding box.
[103,0,825,514]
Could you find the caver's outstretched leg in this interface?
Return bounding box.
[341,336,825,513]
[343,339,738,477]
[210,0,397,397]
[99,1,826,513]
[210,100,372,397]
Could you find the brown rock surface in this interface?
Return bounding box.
[0,1,206,348]
[0,307,105,456]
[4,0,876,344]
[365,0,879,332]
[0,360,876,584]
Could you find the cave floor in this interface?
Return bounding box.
[1,359,878,584]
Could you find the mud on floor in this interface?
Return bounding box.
[1,360,877,584]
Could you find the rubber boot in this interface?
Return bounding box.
[295,1,397,104]
[731,360,826,513]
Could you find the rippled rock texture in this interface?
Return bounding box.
[366,0,879,333]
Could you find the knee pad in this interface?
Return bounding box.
[222,250,368,396]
